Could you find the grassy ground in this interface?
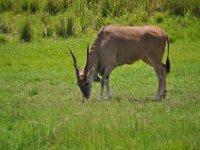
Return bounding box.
[1,34,200,149]
[0,1,200,149]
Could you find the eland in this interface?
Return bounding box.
[68,25,170,101]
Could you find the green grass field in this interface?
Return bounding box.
[1,0,200,149]
[1,35,200,149]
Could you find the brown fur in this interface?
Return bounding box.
[69,25,171,100]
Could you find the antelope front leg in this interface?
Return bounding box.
[97,79,105,100]
[97,66,114,100]
[106,78,112,99]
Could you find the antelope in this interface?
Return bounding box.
[68,25,170,101]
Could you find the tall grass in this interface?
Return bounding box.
[45,0,59,16]
[0,0,199,41]
[0,0,13,12]
[19,19,32,42]
[21,0,29,12]
[30,1,39,14]
[0,1,200,149]
[56,17,74,38]
[0,35,200,149]
[1,0,199,16]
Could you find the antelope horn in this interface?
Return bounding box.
[68,47,77,68]
[68,47,80,80]
[84,44,90,78]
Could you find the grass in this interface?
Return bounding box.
[0,34,200,149]
[0,0,200,149]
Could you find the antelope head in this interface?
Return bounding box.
[68,45,94,99]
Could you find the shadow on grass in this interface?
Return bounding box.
[113,95,159,104]
[127,97,157,104]
[82,95,163,104]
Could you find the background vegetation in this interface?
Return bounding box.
[0,0,200,149]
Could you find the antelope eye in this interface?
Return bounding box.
[85,82,89,86]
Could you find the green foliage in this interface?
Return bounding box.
[30,1,39,14]
[0,0,199,42]
[19,20,32,42]
[95,17,104,30]
[21,0,29,12]
[0,23,10,33]
[0,1,200,149]
[0,0,13,12]
[41,14,54,37]
[155,12,164,23]
[56,17,74,38]
[42,27,54,38]
[0,37,200,149]
[29,87,38,96]
[163,0,200,17]
[80,11,90,33]
[0,34,7,43]
[63,0,68,10]
[101,0,112,17]
[66,17,74,36]
[45,0,59,16]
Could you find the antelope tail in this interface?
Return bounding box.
[166,36,170,74]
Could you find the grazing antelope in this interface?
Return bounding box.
[68,25,170,101]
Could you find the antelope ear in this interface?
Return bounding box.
[75,67,83,81]
[87,67,95,81]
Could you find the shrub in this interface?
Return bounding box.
[41,15,54,37]
[0,0,13,12]
[0,23,10,33]
[80,12,90,33]
[163,0,188,16]
[155,13,164,23]
[63,0,68,10]
[45,0,59,16]
[42,27,54,37]
[66,17,74,36]
[56,17,74,38]
[101,0,113,17]
[0,35,7,43]
[113,0,124,17]
[29,87,38,96]
[19,20,32,42]
[21,0,29,12]
[30,1,39,14]
[95,17,104,31]
[56,19,66,37]
[129,18,135,26]
[141,11,149,23]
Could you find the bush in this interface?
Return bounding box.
[66,17,74,36]
[80,12,90,33]
[95,17,104,31]
[29,87,38,96]
[0,35,7,43]
[45,0,59,16]
[19,20,32,42]
[56,17,74,38]
[30,1,39,14]
[0,0,13,12]
[41,14,54,37]
[56,19,66,37]
[101,0,113,17]
[155,13,164,23]
[163,0,199,17]
[42,27,54,37]
[63,0,68,10]
[21,0,29,12]
[113,0,124,17]
[0,23,10,33]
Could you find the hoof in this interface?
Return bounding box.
[106,94,112,100]
[97,96,103,101]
